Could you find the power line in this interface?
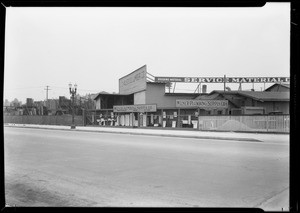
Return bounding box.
[4,86,44,91]
[51,86,99,92]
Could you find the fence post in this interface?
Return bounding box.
[266,115,269,132]
[197,108,200,131]
[82,109,85,126]
[161,109,163,128]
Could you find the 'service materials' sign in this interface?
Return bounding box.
[119,65,147,94]
[113,104,157,112]
[176,100,228,109]
[155,77,290,83]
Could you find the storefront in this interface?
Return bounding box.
[89,65,289,129]
[113,104,157,127]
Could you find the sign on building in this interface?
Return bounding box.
[119,65,147,94]
[176,99,228,109]
[155,76,290,83]
[113,104,157,113]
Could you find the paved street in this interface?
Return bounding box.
[4,127,289,210]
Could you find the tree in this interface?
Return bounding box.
[11,98,21,107]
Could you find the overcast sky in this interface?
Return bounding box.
[4,3,290,103]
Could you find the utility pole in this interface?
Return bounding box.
[44,86,51,108]
[223,75,226,92]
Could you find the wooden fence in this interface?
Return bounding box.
[198,115,290,133]
[3,115,84,126]
[4,115,289,133]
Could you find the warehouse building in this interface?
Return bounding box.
[88,65,290,130]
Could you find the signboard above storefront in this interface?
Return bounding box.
[176,99,228,109]
[155,76,290,84]
[113,104,157,113]
[119,65,147,94]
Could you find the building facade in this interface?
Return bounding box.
[89,65,290,130]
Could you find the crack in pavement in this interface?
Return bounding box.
[254,186,289,208]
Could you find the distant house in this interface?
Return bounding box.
[264,83,290,92]
[26,98,34,107]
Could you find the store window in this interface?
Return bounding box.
[179,109,198,128]
[162,109,178,128]
[147,111,162,127]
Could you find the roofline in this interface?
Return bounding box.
[147,81,166,84]
[258,99,290,102]
[265,83,290,91]
[94,93,133,100]
[209,90,290,102]
[118,65,147,80]
[164,93,200,96]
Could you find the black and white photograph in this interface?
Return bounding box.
[3,2,291,211]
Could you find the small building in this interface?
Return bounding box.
[26,98,34,107]
[45,99,59,115]
[196,90,290,115]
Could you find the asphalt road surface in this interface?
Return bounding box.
[4,127,289,210]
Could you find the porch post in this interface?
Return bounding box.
[198,107,200,130]
[178,108,181,128]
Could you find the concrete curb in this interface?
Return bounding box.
[4,124,262,142]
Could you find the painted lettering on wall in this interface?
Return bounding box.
[119,65,147,94]
[176,100,228,109]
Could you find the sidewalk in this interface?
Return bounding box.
[4,123,289,143]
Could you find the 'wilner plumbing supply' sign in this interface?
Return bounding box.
[176,100,228,109]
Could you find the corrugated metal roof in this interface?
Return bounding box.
[165,93,199,96]
[205,90,290,101]
[282,83,290,88]
[194,93,220,100]
[237,91,289,101]
[265,83,290,91]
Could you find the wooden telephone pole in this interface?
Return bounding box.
[44,86,51,108]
